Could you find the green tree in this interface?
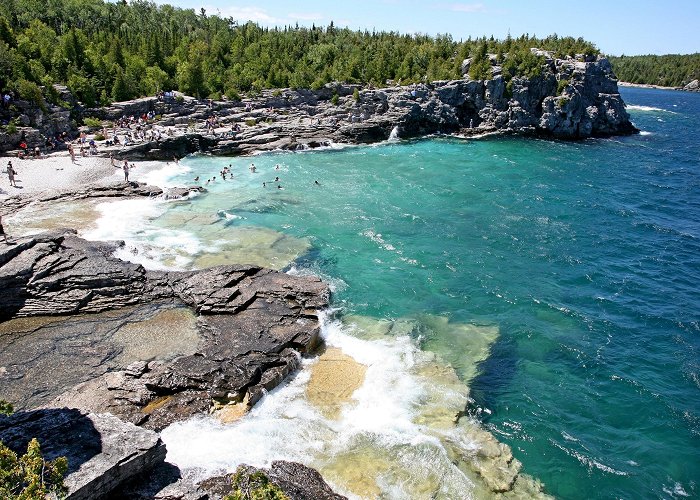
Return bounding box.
[0,438,68,500]
[111,66,129,101]
[67,71,96,106]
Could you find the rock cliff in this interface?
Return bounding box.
[0,49,636,157]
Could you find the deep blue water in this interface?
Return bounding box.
[151,86,700,498]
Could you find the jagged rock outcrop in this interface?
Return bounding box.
[0,408,166,500]
[1,51,635,157]
[684,79,699,91]
[0,229,342,499]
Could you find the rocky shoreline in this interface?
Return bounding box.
[0,48,635,499]
[2,51,636,162]
[0,228,337,498]
[618,79,700,92]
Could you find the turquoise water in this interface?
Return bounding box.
[148,87,699,498]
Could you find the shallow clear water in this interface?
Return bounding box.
[110,87,699,498]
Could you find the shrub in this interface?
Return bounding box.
[83,117,102,129]
[99,90,111,107]
[94,133,105,141]
[331,92,339,105]
[175,95,185,104]
[0,438,68,499]
[245,118,256,127]
[12,79,45,111]
[224,470,288,500]
[272,89,282,97]
[557,79,569,95]
[505,80,514,98]
[352,88,360,101]
[0,399,12,415]
[558,96,569,108]
[5,119,17,135]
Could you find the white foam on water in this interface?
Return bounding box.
[287,265,348,293]
[626,104,676,114]
[388,126,400,142]
[83,197,202,270]
[217,210,244,221]
[640,131,653,136]
[160,313,479,498]
[140,161,193,188]
[662,481,691,498]
[549,439,628,476]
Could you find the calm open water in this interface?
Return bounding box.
[111,87,699,498]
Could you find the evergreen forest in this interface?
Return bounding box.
[608,54,700,87]
[0,0,600,107]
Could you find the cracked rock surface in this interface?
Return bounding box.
[0,229,329,430]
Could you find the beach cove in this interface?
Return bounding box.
[1,86,699,498]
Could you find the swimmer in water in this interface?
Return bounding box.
[274,176,280,182]
[275,164,280,170]
[194,176,200,181]
[263,182,266,187]
[314,180,320,185]
[277,184,282,189]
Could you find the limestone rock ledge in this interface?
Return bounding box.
[0,228,338,498]
[0,229,329,429]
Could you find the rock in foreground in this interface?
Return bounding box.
[201,461,347,500]
[0,408,166,500]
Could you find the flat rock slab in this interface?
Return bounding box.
[0,408,166,500]
[0,229,329,429]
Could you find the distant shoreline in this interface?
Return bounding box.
[618,81,683,91]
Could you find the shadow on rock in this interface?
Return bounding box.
[0,407,102,475]
[0,407,167,499]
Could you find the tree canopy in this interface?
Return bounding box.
[609,53,700,87]
[0,0,601,106]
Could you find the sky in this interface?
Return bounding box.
[154,0,700,56]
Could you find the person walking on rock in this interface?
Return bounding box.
[122,160,130,182]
